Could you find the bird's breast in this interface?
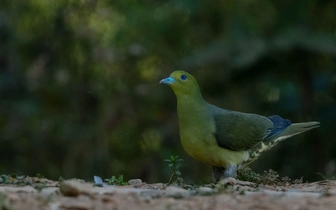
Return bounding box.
[178,109,218,162]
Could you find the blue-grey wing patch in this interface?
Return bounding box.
[265,115,291,140]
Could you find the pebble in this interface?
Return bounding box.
[59,180,93,197]
[198,187,214,193]
[128,179,142,186]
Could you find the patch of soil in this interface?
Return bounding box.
[1,177,336,210]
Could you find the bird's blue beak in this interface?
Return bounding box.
[159,77,175,84]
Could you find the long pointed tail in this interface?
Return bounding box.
[274,121,320,141]
[264,121,320,149]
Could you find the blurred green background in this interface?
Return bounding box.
[0,0,336,183]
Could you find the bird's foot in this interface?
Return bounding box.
[217,178,255,187]
[217,177,237,186]
[213,165,256,188]
[212,165,238,183]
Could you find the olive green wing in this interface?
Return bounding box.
[211,106,274,151]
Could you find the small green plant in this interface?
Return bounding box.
[0,175,11,184]
[36,173,45,179]
[104,175,128,186]
[165,155,184,185]
[58,176,64,182]
[0,174,26,185]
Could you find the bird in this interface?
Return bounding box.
[160,70,320,183]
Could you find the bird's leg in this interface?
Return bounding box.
[224,165,238,178]
[212,166,225,183]
[212,165,238,183]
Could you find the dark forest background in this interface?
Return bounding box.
[0,0,336,183]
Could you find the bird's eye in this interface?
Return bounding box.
[180,75,187,81]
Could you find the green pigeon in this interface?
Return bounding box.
[160,70,320,183]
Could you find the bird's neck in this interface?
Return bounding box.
[176,92,205,106]
[176,93,208,122]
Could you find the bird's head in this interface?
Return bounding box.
[160,70,201,97]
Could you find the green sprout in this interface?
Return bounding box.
[36,173,45,179]
[165,155,184,186]
[104,175,128,186]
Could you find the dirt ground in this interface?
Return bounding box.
[1,177,336,210]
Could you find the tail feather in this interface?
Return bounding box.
[246,121,320,165]
[282,121,320,137]
[265,121,320,146]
